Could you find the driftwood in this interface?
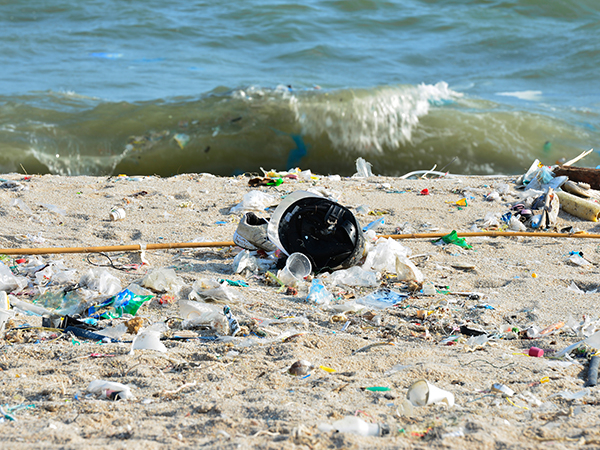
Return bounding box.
[553,165,600,190]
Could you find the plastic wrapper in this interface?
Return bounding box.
[88,288,154,319]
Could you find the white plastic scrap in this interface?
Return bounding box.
[87,380,134,400]
[363,237,411,274]
[141,268,185,296]
[79,268,122,296]
[179,299,229,334]
[130,323,168,353]
[189,278,240,303]
[229,191,278,214]
[328,266,378,287]
[0,261,28,292]
[354,157,374,178]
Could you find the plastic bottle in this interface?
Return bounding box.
[363,217,384,232]
[307,278,334,305]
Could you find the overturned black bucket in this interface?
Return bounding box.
[267,191,366,273]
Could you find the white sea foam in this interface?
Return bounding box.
[293,82,461,153]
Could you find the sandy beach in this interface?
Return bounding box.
[0,170,600,449]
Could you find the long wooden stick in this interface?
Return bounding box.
[0,241,236,255]
[380,231,600,240]
[0,230,598,256]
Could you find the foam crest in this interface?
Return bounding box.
[294,82,461,153]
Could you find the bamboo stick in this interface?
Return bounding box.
[0,230,598,256]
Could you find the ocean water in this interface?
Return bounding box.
[1,0,599,177]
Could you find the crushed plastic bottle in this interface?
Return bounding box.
[307,278,334,305]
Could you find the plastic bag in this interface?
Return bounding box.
[328,266,378,287]
[363,238,411,273]
[189,278,240,303]
[307,278,334,305]
[87,288,154,319]
[179,299,229,334]
[79,268,122,296]
[433,230,472,249]
[354,157,374,178]
[0,261,28,292]
[141,268,185,295]
[355,288,408,309]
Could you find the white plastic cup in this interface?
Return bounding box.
[110,208,126,221]
[277,252,312,286]
[407,379,455,407]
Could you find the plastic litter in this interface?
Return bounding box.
[355,289,408,310]
[585,355,599,387]
[555,330,600,358]
[142,268,185,296]
[229,191,278,214]
[88,288,153,319]
[363,217,384,233]
[87,380,134,401]
[433,230,472,249]
[130,323,168,353]
[549,388,590,400]
[0,261,28,292]
[179,299,229,335]
[0,307,14,334]
[9,198,32,214]
[328,265,378,287]
[223,305,241,336]
[318,415,385,437]
[307,278,334,305]
[267,190,365,272]
[395,256,424,283]
[277,252,312,286]
[79,268,122,296]
[363,237,411,274]
[407,379,455,407]
[189,278,240,304]
[355,157,374,178]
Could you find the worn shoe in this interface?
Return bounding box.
[233,212,277,252]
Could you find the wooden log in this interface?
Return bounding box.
[553,165,600,190]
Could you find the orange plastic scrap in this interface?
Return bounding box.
[539,321,565,336]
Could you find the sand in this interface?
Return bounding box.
[0,171,600,449]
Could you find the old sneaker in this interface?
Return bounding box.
[233,212,277,252]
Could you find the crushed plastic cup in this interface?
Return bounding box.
[407,379,455,407]
[277,252,312,286]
